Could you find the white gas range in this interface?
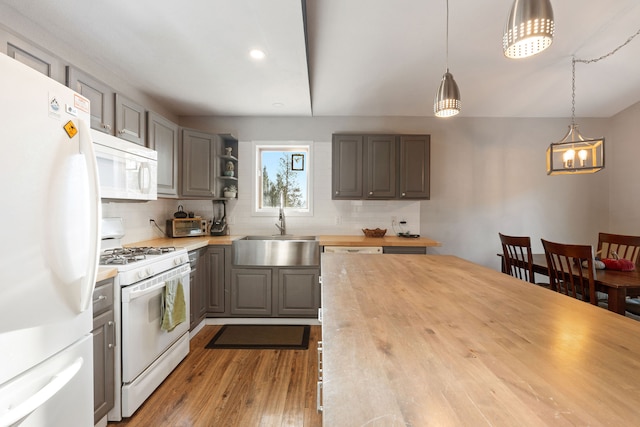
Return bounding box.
[101,218,191,421]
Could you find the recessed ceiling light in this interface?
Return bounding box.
[249,49,266,60]
[272,102,284,108]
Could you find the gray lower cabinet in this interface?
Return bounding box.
[115,93,146,145]
[332,133,430,200]
[148,111,179,197]
[231,268,273,316]
[66,66,115,134]
[230,267,320,318]
[207,246,226,314]
[92,278,115,424]
[278,268,321,316]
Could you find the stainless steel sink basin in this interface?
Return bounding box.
[232,236,319,266]
[239,235,317,241]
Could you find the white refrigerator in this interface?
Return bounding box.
[0,54,100,426]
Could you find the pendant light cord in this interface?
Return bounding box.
[571,27,640,126]
[445,0,450,72]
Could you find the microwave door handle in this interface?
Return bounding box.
[138,162,151,193]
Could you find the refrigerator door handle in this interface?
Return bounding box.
[0,358,83,427]
[78,119,101,312]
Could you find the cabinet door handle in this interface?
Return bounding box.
[335,190,339,195]
[369,191,373,195]
[316,381,323,413]
[402,192,406,197]
[93,294,106,304]
[108,320,115,349]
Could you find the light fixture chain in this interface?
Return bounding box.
[570,27,640,124]
[571,57,576,126]
[575,27,640,65]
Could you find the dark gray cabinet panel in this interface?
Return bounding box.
[230,268,272,316]
[66,67,115,134]
[332,135,363,199]
[365,135,396,198]
[207,247,226,313]
[332,133,430,200]
[115,94,146,145]
[92,278,115,423]
[399,135,430,199]
[278,268,320,316]
[148,112,179,197]
[181,129,218,197]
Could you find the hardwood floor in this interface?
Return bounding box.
[109,325,322,427]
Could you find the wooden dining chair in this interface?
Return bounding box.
[541,239,598,305]
[597,232,640,268]
[499,233,536,283]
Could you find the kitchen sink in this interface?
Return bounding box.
[232,235,320,266]
[239,235,317,241]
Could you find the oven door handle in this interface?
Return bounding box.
[125,281,166,302]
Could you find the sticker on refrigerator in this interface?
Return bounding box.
[64,120,78,138]
[48,93,61,119]
[74,94,89,113]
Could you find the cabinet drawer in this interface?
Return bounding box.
[93,279,114,316]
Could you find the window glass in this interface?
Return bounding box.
[255,144,311,214]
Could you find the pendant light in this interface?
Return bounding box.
[503,0,554,59]
[547,27,640,175]
[434,0,460,117]
[546,58,604,175]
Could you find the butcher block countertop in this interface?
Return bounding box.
[127,235,440,251]
[319,235,440,247]
[321,253,640,426]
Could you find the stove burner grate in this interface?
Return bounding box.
[99,246,177,265]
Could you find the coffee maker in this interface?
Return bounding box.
[210,200,228,236]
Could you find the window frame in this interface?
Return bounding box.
[251,141,314,217]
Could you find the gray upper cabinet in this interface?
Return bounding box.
[365,135,396,199]
[115,94,146,145]
[399,135,430,199]
[181,129,218,197]
[332,134,363,199]
[66,67,115,134]
[332,133,430,200]
[147,111,179,197]
[5,39,64,82]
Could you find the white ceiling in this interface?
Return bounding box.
[2,0,640,118]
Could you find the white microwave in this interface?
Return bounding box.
[92,130,158,201]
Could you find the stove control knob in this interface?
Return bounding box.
[137,270,146,280]
[146,267,154,276]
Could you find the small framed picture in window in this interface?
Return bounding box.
[291,154,304,171]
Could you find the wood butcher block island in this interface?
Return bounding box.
[321,254,640,426]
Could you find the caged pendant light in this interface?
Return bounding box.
[547,26,640,175]
[546,58,605,175]
[434,0,460,117]
[503,0,554,59]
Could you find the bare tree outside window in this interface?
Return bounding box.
[259,149,308,209]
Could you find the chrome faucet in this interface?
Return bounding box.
[275,191,286,235]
